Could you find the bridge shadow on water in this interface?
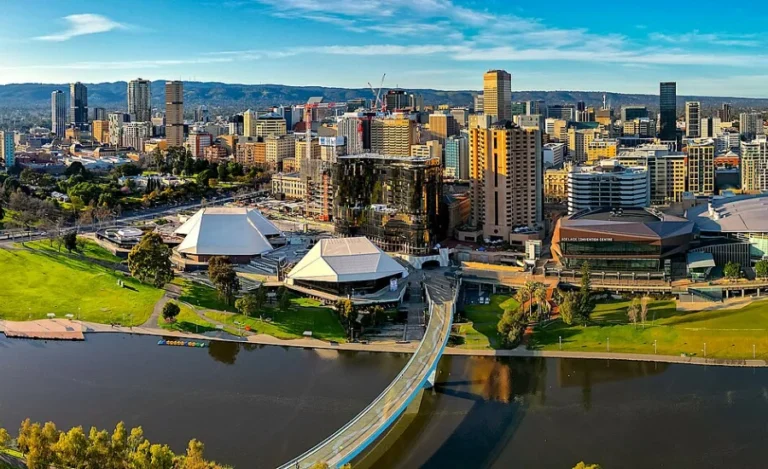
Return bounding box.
[366,355,549,469]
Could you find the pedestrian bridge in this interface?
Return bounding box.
[278,283,456,469]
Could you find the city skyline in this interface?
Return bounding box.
[1,1,768,97]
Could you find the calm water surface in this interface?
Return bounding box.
[2,334,768,468]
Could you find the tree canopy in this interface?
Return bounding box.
[128,232,174,288]
[208,257,240,305]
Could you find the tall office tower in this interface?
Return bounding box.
[0,131,15,168]
[483,70,512,122]
[384,89,408,111]
[253,113,287,138]
[526,100,545,116]
[92,120,110,144]
[338,113,366,154]
[450,107,469,127]
[621,106,648,122]
[165,81,184,147]
[51,90,67,138]
[194,105,209,123]
[243,109,258,137]
[740,112,764,141]
[473,94,484,113]
[700,117,714,138]
[408,93,424,111]
[444,135,469,179]
[108,112,131,146]
[720,103,732,122]
[741,140,768,192]
[685,102,701,138]
[577,101,586,113]
[69,82,88,126]
[370,117,415,156]
[92,107,107,121]
[127,78,152,122]
[686,139,715,195]
[122,122,153,150]
[469,121,542,240]
[428,112,459,144]
[659,82,677,141]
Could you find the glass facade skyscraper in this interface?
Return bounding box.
[659,82,677,141]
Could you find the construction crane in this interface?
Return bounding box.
[367,73,386,112]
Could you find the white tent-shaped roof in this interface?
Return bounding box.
[287,237,408,283]
[175,207,279,256]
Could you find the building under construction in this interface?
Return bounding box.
[333,153,443,256]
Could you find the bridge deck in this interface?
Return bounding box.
[279,284,454,468]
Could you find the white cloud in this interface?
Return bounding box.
[649,31,761,47]
[35,14,127,42]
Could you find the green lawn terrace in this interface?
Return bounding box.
[0,243,161,326]
[455,295,520,350]
[531,297,768,359]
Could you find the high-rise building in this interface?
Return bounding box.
[265,134,295,169]
[450,108,469,127]
[384,89,408,111]
[127,78,152,122]
[567,160,650,214]
[526,100,545,116]
[410,140,442,159]
[741,140,768,193]
[194,105,209,123]
[408,93,424,111]
[720,103,732,122]
[659,82,677,141]
[515,114,545,132]
[186,131,213,158]
[740,112,764,141]
[92,120,110,144]
[122,122,153,151]
[243,110,258,137]
[445,135,469,180]
[333,153,443,255]
[108,112,131,147]
[469,121,542,240]
[337,113,370,155]
[685,102,701,138]
[254,113,287,138]
[429,112,459,144]
[165,81,184,147]
[543,142,566,167]
[51,90,67,138]
[370,117,415,156]
[473,94,484,113]
[621,106,648,122]
[482,70,512,122]
[92,107,107,121]
[686,139,715,195]
[229,114,245,136]
[0,131,15,168]
[547,104,576,121]
[586,139,619,164]
[510,102,527,117]
[69,82,88,127]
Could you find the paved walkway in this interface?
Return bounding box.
[140,284,181,329]
[676,295,765,312]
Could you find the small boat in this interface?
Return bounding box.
[157,339,207,348]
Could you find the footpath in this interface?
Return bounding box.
[3,318,768,367]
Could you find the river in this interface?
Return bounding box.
[2,334,768,468]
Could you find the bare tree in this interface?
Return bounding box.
[640,296,650,327]
[627,298,640,327]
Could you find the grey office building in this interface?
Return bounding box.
[69,82,88,127]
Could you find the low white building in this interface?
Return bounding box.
[568,160,650,214]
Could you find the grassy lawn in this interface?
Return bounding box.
[456,295,520,349]
[23,238,122,264]
[204,296,346,342]
[0,246,162,326]
[532,298,768,359]
[158,303,217,334]
[174,278,237,312]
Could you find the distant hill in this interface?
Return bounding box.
[1,80,767,113]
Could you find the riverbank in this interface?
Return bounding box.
[4,318,768,368]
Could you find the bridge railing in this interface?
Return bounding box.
[278,284,454,469]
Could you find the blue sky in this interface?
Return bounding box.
[1,0,768,96]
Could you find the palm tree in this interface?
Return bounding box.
[516,282,534,318]
[534,285,550,320]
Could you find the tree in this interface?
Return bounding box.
[756,259,768,280]
[217,163,228,182]
[196,169,213,187]
[207,256,240,305]
[534,283,550,319]
[60,231,77,253]
[128,232,174,288]
[724,261,741,281]
[0,426,10,449]
[627,298,640,326]
[162,302,181,322]
[235,294,259,317]
[497,308,526,349]
[53,426,88,468]
[640,296,650,327]
[558,291,578,325]
[577,262,595,322]
[149,444,175,469]
[278,288,291,311]
[180,439,207,469]
[65,161,87,178]
[573,463,602,469]
[85,427,111,468]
